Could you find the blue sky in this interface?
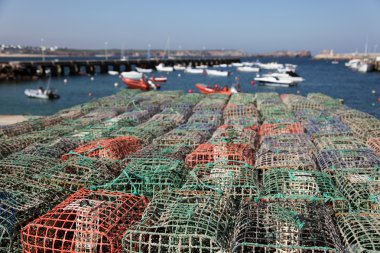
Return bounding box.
[0,0,379,54]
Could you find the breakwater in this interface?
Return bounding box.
[0,57,240,81]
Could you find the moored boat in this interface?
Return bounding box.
[120,71,143,80]
[122,77,159,90]
[206,69,229,77]
[149,76,167,82]
[184,68,205,74]
[237,66,260,72]
[108,70,119,75]
[156,63,174,72]
[24,88,60,99]
[136,67,153,73]
[254,75,296,87]
[195,83,236,95]
[173,64,186,70]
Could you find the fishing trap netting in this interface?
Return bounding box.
[187,111,223,127]
[258,123,304,140]
[281,94,325,111]
[122,190,234,253]
[344,117,380,141]
[223,117,259,129]
[125,144,191,161]
[306,93,343,110]
[304,117,352,139]
[153,129,206,149]
[20,138,79,158]
[229,93,255,105]
[223,104,259,119]
[209,124,257,146]
[21,188,148,253]
[368,137,380,156]
[255,152,317,172]
[0,134,44,160]
[110,127,155,145]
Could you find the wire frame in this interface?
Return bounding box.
[258,123,304,139]
[91,158,185,197]
[153,129,206,149]
[185,143,255,169]
[255,152,317,172]
[193,101,227,113]
[258,134,317,156]
[149,110,188,125]
[61,136,142,160]
[232,201,344,252]
[306,93,343,110]
[187,111,223,127]
[316,149,380,173]
[183,161,258,199]
[122,190,234,253]
[0,121,34,138]
[345,117,380,141]
[0,134,43,159]
[282,94,325,111]
[20,138,79,158]
[261,169,347,210]
[223,117,260,129]
[105,110,151,127]
[0,154,61,179]
[21,188,148,253]
[0,175,67,252]
[137,120,177,139]
[209,125,257,146]
[313,135,368,151]
[111,127,155,145]
[334,108,374,123]
[304,117,352,139]
[293,109,331,123]
[368,138,380,156]
[223,104,259,118]
[334,171,380,213]
[335,213,380,252]
[34,157,116,192]
[229,93,255,104]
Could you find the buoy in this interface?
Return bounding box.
[378,98,380,102]
[235,77,240,81]
[63,79,68,84]
[88,92,93,97]
[372,103,375,107]
[114,82,118,87]
[214,84,219,88]
[90,77,94,81]
[297,90,300,94]
[372,90,376,94]
[250,80,255,86]
[155,84,161,89]
[188,89,193,94]
[178,73,181,77]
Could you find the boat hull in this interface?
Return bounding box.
[122,78,150,90]
[24,89,60,99]
[195,84,232,95]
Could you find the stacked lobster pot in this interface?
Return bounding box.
[231,92,345,252]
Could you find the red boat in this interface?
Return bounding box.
[195,83,233,95]
[122,78,160,90]
[149,76,167,82]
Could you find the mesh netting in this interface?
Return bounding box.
[91,158,185,197]
[293,109,331,123]
[258,123,304,140]
[137,120,177,139]
[111,126,155,145]
[223,117,259,129]
[306,93,343,110]
[125,144,191,162]
[0,121,34,138]
[255,152,317,172]
[334,108,374,123]
[313,135,368,151]
[336,213,380,252]
[258,134,317,156]
[281,94,325,111]
[185,143,255,169]
[34,157,116,191]
[20,138,79,158]
[316,149,380,173]
[259,106,297,124]
[193,100,227,112]
[304,117,352,139]
[176,123,216,136]
[232,201,344,252]
[153,129,206,149]
[61,136,142,160]
[334,171,380,213]
[229,93,255,105]
[122,190,234,253]
[344,117,380,141]
[368,138,380,156]
[0,154,61,179]
[187,111,223,127]
[21,188,148,253]
[223,104,258,119]
[209,125,257,146]
[75,108,119,126]
[183,161,258,199]
[0,175,67,252]
[261,169,347,210]
[0,134,44,160]
[105,110,152,127]
[149,109,188,125]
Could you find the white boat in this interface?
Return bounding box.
[257,62,284,70]
[108,70,119,75]
[219,64,228,68]
[242,62,254,67]
[231,62,244,67]
[237,66,260,72]
[120,71,143,80]
[263,71,304,83]
[254,75,296,87]
[195,65,208,69]
[206,69,229,77]
[25,88,59,99]
[173,64,186,71]
[357,62,374,73]
[345,59,360,69]
[184,68,205,74]
[136,67,153,73]
[156,63,174,72]
[331,61,339,64]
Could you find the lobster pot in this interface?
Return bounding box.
[57,108,84,120]
[255,92,281,105]
[259,106,297,124]
[0,134,43,159]
[185,143,255,169]
[187,111,223,127]
[137,120,177,139]
[122,190,234,253]
[334,108,374,123]
[334,171,380,213]
[162,102,194,118]
[105,110,151,127]
[111,127,155,145]
[293,109,331,123]
[149,108,188,125]
[209,125,257,146]
[136,101,161,116]
[345,117,380,141]
[282,94,325,111]
[193,100,227,113]
[223,104,259,119]
[21,188,148,253]
[224,117,259,129]
[368,137,380,156]
[0,154,61,179]
[258,134,317,157]
[0,121,34,138]
[255,152,317,172]
[175,93,204,105]
[306,93,343,111]
[229,93,255,105]
[20,138,79,158]
[313,135,368,152]
[153,129,205,149]
[176,123,216,137]
[61,136,142,160]
[336,213,380,252]
[34,157,116,192]
[232,201,344,252]
[125,144,191,162]
[258,123,304,140]
[183,161,258,199]
[304,117,352,139]
[0,175,66,252]
[68,127,112,145]
[92,158,185,197]
[37,124,79,139]
[316,149,380,173]
[76,108,119,126]
[261,169,347,211]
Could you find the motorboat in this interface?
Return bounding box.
[263,71,304,83]
[206,69,229,77]
[237,66,260,72]
[357,62,374,73]
[331,61,339,64]
[195,65,208,69]
[108,70,119,75]
[231,63,244,67]
[156,63,174,72]
[25,88,60,99]
[120,71,143,80]
[257,62,284,70]
[242,62,254,67]
[195,83,237,95]
[149,76,167,82]
[219,64,228,68]
[173,64,186,71]
[254,75,296,87]
[136,67,153,73]
[184,68,205,74]
[345,59,360,69]
[122,77,159,90]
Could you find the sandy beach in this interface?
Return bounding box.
[0,115,31,125]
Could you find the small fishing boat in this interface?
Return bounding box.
[136,67,153,73]
[25,88,60,99]
[120,71,143,80]
[195,83,237,95]
[263,71,304,83]
[149,76,167,82]
[331,61,339,64]
[206,69,229,77]
[231,63,244,67]
[156,63,174,72]
[254,75,295,87]
[195,65,208,69]
[108,70,119,75]
[237,66,260,72]
[122,77,159,91]
[184,68,205,74]
[173,64,186,71]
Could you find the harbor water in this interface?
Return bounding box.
[0,57,379,118]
